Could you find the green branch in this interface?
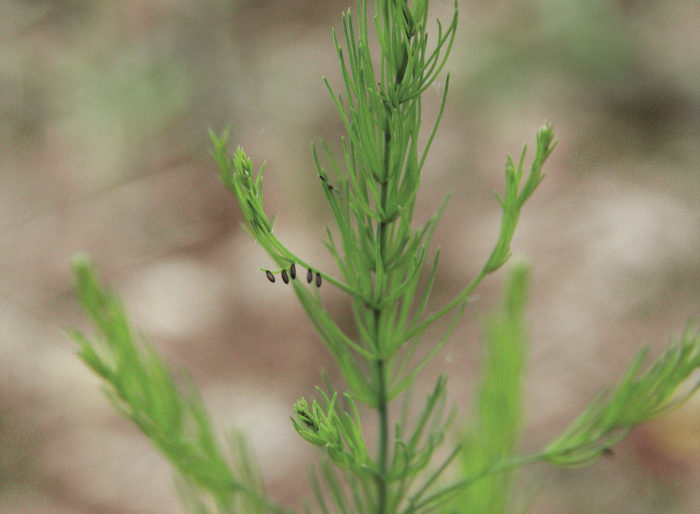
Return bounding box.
[68,255,287,514]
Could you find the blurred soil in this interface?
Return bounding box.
[1,0,699,512]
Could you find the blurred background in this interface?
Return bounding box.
[1,0,699,512]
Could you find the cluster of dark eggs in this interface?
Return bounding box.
[265,263,322,287]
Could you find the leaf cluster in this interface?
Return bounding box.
[292,390,370,474]
[67,254,286,514]
[543,323,700,466]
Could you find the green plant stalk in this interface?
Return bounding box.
[375,174,390,512]
[457,260,530,513]
[375,322,390,512]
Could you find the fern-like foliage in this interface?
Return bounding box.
[69,0,700,512]
[68,254,287,514]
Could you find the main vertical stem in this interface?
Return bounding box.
[375,315,389,513]
[375,127,392,513]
